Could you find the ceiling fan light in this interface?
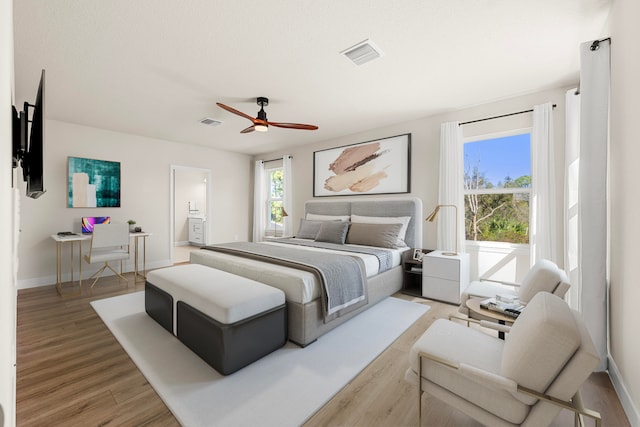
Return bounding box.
[255,124,268,132]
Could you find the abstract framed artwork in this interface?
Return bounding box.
[68,156,121,208]
[313,133,411,197]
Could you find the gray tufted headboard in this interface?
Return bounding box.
[304,197,423,249]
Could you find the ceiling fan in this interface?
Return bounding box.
[216,97,318,134]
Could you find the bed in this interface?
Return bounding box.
[190,197,423,346]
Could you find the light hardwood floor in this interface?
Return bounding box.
[17,273,630,426]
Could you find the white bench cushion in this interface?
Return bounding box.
[147,264,285,325]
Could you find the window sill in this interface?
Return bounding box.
[465,240,529,254]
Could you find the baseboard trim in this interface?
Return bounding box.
[17,259,174,290]
[608,354,640,426]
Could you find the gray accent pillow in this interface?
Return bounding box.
[296,219,323,239]
[346,222,403,248]
[350,214,411,247]
[314,221,349,244]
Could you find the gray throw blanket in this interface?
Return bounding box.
[274,238,395,272]
[202,242,368,322]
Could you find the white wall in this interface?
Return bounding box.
[0,0,16,423]
[16,120,252,288]
[254,86,570,282]
[609,0,640,422]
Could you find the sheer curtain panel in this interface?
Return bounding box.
[576,39,610,371]
[283,155,293,237]
[253,160,265,242]
[438,122,465,254]
[564,89,581,312]
[530,102,557,264]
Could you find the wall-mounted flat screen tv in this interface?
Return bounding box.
[25,69,46,199]
[81,216,111,234]
[12,69,46,199]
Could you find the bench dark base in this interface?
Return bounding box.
[177,301,287,375]
[145,282,173,334]
[144,281,287,375]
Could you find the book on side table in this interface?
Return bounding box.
[480,297,525,318]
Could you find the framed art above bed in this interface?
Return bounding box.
[313,133,411,197]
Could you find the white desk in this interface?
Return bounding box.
[130,232,151,283]
[51,231,151,295]
[51,234,90,295]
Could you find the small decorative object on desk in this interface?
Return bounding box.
[480,297,525,318]
[412,249,424,262]
[127,219,136,232]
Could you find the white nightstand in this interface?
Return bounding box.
[422,250,470,304]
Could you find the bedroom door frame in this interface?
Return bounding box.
[169,165,212,263]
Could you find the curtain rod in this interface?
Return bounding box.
[575,38,611,95]
[459,104,556,126]
[590,37,611,51]
[261,155,292,163]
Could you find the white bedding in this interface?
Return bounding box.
[189,243,407,305]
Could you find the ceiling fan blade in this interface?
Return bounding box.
[216,102,255,122]
[219,98,318,133]
[269,121,318,131]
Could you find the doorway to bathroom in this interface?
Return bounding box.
[170,165,212,264]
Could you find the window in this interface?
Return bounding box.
[265,167,285,237]
[463,132,531,244]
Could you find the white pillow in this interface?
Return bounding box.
[306,213,350,222]
[350,214,411,247]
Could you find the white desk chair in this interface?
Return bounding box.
[84,223,130,288]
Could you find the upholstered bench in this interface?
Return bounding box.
[145,264,287,375]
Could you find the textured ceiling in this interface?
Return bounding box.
[13,0,611,155]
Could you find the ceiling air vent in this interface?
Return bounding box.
[200,117,223,126]
[340,39,384,66]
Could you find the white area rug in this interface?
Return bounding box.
[91,292,428,427]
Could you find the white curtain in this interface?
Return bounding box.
[437,122,465,254]
[252,160,265,242]
[530,102,557,264]
[564,89,581,312]
[282,155,293,237]
[568,39,610,372]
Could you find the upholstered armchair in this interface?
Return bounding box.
[406,292,601,426]
[459,259,570,318]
